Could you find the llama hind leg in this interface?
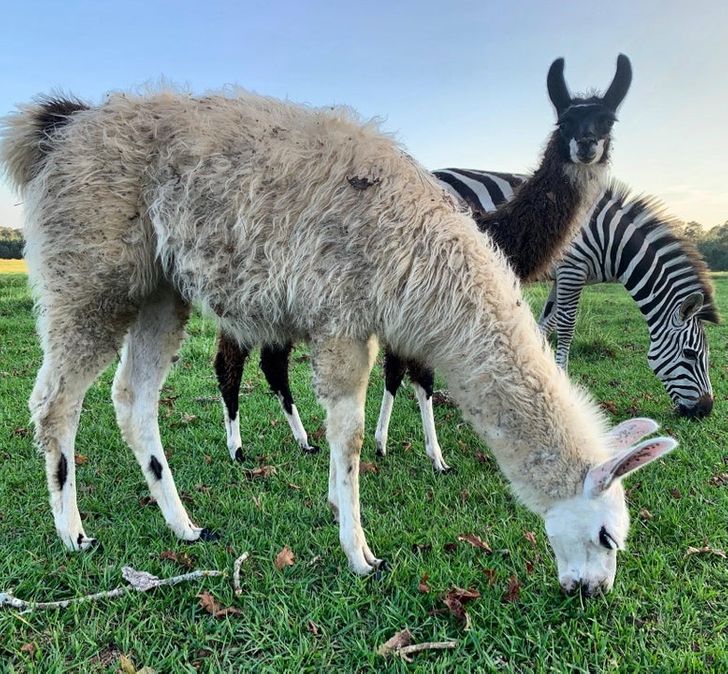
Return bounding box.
[112,288,213,542]
[374,350,407,457]
[214,332,248,462]
[312,335,382,575]
[260,343,319,454]
[408,362,450,473]
[31,312,134,550]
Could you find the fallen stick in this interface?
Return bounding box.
[233,551,250,596]
[0,566,224,614]
[396,641,458,662]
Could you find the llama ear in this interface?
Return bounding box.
[547,57,571,115]
[677,291,704,323]
[602,54,632,111]
[584,436,677,497]
[607,418,660,451]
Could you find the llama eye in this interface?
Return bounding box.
[598,526,616,550]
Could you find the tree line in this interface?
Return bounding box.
[2,221,728,270]
[0,227,23,258]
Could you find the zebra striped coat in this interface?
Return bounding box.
[436,169,718,418]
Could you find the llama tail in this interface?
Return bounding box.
[0,96,89,191]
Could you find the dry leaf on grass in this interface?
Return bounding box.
[377,628,413,656]
[685,546,726,559]
[198,591,242,618]
[442,587,480,628]
[709,472,728,486]
[457,533,492,554]
[74,454,88,466]
[418,574,431,593]
[20,642,36,656]
[118,654,157,674]
[159,550,195,570]
[307,620,320,636]
[639,509,653,521]
[523,531,537,547]
[502,575,521,603]
[244,465,277,480]
[482,568,497,585]
[359,461,379,474]
[274,546,295,570]
[600,400,618,414]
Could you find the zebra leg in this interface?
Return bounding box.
[375,349,407,457]
[407,361,450,473]
[113,288,214,542]
[260,343,319,454]
[214,332,249,463]
[554,270,587,369]
[538,278,559,338]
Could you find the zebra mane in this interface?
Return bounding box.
[599,179,720,324]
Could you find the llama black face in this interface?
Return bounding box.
[546,54,632,166]
[556,103,617,165]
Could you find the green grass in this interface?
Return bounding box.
[1,272,726,672]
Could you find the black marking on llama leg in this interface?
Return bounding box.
[56,454,68,489]
[383,350,407,396]
[407,361,435,398]
[214,332,247,424]
[260,342,294,413]
[198,528,220,542]
[234,447,246,463]
[149,456,163,480]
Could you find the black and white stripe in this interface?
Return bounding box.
[438,170,718,417]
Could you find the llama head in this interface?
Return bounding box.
[543,418,676,596]
[547,54,632,166]
[647,291,717,419]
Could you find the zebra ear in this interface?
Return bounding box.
[677,292,704,323]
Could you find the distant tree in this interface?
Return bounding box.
[698,221,728,271]
[0,227,24,259]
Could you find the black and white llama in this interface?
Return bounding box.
[214,55,632,468]
[538,181,718,418]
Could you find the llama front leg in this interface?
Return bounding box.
[312,335,382,575]
[113,288,214,542]
[260,344,319,453]
[408,362,450,472]
[374,350,407,456]
[214,332,248,462]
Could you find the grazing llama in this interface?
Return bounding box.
[2,86,674,593]
[213,55,633,471]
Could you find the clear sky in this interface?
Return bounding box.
[1,0,726,229]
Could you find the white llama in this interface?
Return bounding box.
[1,90,675,594]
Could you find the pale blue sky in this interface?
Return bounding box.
[1,0,726,228]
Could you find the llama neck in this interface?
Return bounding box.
[383,212,609,514]
[474,136,606,281]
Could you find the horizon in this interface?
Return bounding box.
[1,0,726,230]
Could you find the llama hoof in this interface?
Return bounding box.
[301,444,321,455]
[198,528,220,542]
[62,532,99,551]
[375,441,387,457]
[436,464,454,474]
[234,448,246,463]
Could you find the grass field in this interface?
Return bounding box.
[0,271,726,672]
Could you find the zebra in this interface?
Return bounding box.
[436,169,718,420]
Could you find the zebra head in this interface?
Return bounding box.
[547,54,632,166]
[647,291,715,419]
[544,418,676,596]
